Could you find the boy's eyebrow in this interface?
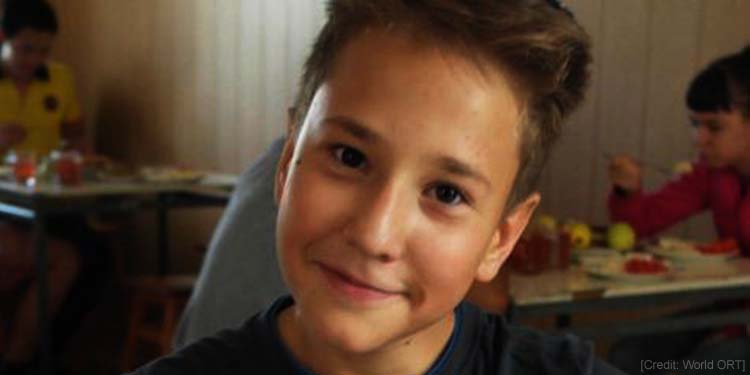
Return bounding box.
[323,115,490,188]
[434,155,491,189]
[323,116,383,144]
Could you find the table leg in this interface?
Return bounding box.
[157,199,169,276]
[556,313,571,329]
[33,215,52,375]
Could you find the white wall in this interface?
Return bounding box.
[49,0,750,271]
[540,0,750,240]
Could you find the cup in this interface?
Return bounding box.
[557,231,572,269]
[510,233,551,274]
[9,150,37,186]
[55,151,83,186]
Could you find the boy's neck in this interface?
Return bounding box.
[278,305,456,375]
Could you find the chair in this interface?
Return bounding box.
[120,275,196,372]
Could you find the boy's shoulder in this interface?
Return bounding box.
[129,297,624,375]
[127,297,297,375]
[445,302,625,375]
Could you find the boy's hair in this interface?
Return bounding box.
[2,0,58,38]
[292,0,591,210]
[687,46,750,119]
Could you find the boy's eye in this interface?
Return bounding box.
[332,145,366,169]
[428,184,466,206]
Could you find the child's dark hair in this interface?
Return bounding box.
[292,0,591,211]
[2,0,58,38]
[686,46,750,118]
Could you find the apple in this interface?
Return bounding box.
[534,214,558,234]
[567,223,592,249]
[607,222,636,251]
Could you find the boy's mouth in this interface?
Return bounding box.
[316,262,402,301]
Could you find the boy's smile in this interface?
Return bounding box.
[316,260,407,303]
[275,30,538,374]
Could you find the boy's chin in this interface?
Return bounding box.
[305,306,409,354]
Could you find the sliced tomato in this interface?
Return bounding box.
[697,238,738,254]
[624,258,667,274]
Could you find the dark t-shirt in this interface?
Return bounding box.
[129,296,624,375]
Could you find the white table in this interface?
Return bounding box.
[0,174,236,375]
[509,257,750,338]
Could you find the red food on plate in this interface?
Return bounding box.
[697,238,738,254]
[624,258,667,274]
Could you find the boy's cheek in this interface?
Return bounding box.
[279,170,348,238]
[413,239,489,287]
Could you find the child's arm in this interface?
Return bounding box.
[608,162,710,238]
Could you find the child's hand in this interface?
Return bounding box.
[0,123,27,149]
[608,154,642,192]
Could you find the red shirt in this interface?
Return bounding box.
[610,161,750,339]
[609,161,750,254]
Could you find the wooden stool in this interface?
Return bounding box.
[121,275,196,372]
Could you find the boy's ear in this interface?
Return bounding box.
[274,109,299,204]
[286,107,297,133]
[475,192,540,282]
[274,136,297,205]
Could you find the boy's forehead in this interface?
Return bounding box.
[315,29,523,127]
[333,29,508,85]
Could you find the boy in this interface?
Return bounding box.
[608,46,750,254]
[131,1,621,373]
[607,46,750,374]
[0,1,96,374]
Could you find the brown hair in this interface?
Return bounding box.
[291,0,591,210]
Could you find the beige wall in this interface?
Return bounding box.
[48,0,325,272]
[50,0,324,170]
[541,0,750,241]
[47,0,750,271]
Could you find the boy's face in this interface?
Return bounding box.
[4,28,54,80]
[275,31,538,356]
[690,109,750,169]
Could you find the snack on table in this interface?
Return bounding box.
[585,252,671,283]
[649,236,739,262]
[624,256,668,274]
[697,238,738,255]
[139,166,204,183]
[657,237,696,252]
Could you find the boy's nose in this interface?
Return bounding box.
[693,127,710,148]
[343,180,413,262]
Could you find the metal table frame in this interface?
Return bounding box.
[0,184,230,375]
[508,268,750,339]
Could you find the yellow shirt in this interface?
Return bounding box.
[0,61,82,156]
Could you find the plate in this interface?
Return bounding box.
[0,166,12,179]
[575,247,621,269]
[139,167,204,184]
[647,237,739,263]
[584,253,672,284]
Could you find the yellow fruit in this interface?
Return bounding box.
[534,214,558,233]
[607,222,636,251]
[672,161,693,176]
[567,223,592,249]
[561,220,578,234]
